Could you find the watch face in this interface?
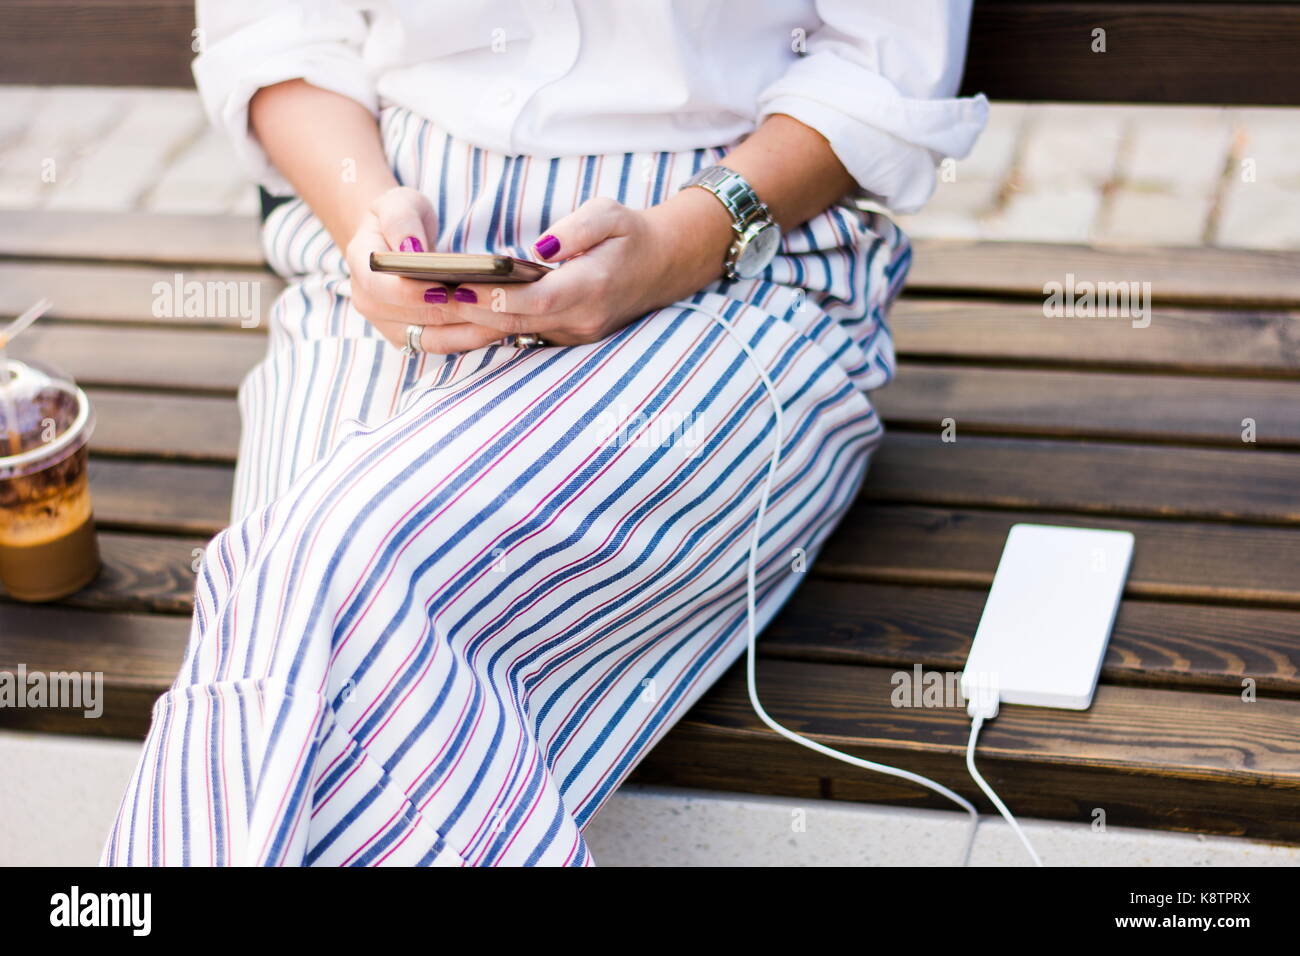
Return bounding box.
[734,223,781,279]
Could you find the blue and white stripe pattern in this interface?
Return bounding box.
[102,107,910,866]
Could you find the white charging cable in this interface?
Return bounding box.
[964,689,1044,866]
[693,304,981,867]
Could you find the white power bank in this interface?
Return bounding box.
[960,524,1134,710]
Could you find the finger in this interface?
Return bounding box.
[362,301,472,333]
[370,316,484,349]
[438,265,591,333]
[532,196,629,262]
[351,213,456,310]
[417,322,508,355]
[372,186,437,254]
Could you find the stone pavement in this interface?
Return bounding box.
[0,86,1297,249]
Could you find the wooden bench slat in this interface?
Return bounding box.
[36,531,210,615]
[867,432,1300,524]
[0,261,280,330]
[6,576,1295,740]
[88,388,240,462]
[0,209,264,268]
[8,208,1300,310]
[19,499,1300,618]
[19,326,1300,448]
[13,324,263,393]
[893,298,1300,375]
[963,2,1300,107]
[82,428,1300,537]
[821,504,1300,608]
[908,240,1300,309]
[90,459,232,534]
[876,363,1300,447]
[633,660,1300,843]
[0,604,186,738]
[764,579,1300,696]
[12,263,1300,379]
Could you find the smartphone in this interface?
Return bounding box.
[369,251,549,283]
[961,524,1134,710]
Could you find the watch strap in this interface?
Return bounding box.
[681,165,775,279]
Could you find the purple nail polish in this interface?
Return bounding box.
[399,236,424,253]
[535,234,560,259]
[424,287,447,304]
[453,288,478,304]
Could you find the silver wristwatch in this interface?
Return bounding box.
[681,165,781,280]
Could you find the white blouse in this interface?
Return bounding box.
[194,0,988,213]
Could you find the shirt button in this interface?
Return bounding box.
[497,87,515,106]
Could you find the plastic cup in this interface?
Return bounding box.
[0,358,100,601]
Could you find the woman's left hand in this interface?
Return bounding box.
[424,191,734,350]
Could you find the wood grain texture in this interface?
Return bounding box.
[876,363,1300,447]
[892,297,1300,375]
[11,499,1298,621]
[0,261,280,330]
[0,0,195,88]
[866,432,1300,523]
[763,579,1300,695]
[9,209,1300,311]
[10,531,213,615]
[820,504,1300,607]
[20,326,1300,448]
[87,389,240,462]
[963,3,1300,106]
[631,661,1300,843]
[9,323,263,393]
[0,604,187,738]
[80,425,1300,535]
[0,210,264,267]
[908,240,1300,308]
[90,459,232,534]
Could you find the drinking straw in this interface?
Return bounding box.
[1,298,53,455]
[0,297,52,348]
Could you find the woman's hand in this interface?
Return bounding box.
[432,189,735,348]
[343,186,506,353]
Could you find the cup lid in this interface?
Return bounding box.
[0,357,94,479]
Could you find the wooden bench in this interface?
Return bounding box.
[3,2,1300,847]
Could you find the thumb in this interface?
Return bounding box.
[533,196,629,262]
[372,186,438,253]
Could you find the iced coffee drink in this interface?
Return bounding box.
[0,358,99,602]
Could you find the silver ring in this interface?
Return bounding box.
[401,324,423,356]
[511,333,548,349]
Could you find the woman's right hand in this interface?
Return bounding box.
[344,186,507,354]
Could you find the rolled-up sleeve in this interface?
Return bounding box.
[192,1,377,195]
[758,0,988,213]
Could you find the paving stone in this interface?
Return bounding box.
[145,125,250,214]
[44,92,206,211]
[901,177,1003,240]
[0,88,128,207]
[952,101,1025,182]
[1120,111,1232,193]
[1215,182,1300,249]
[1095,189,1213,246]
[980,187,1103,243]
[1018,106,1125,188]
[0,87,42,149]
[1229,109,1300,186]
[1,88,1297,251]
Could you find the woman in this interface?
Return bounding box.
[105,1,985,866]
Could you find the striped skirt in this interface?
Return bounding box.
[102,107,909,866]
